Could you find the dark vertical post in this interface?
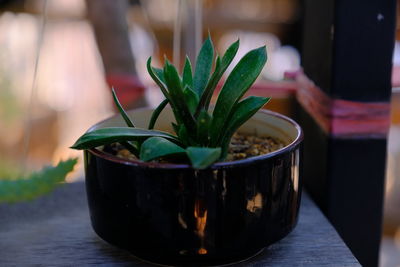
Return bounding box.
[300,0,396,266]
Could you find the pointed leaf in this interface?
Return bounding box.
[140,137,185,161]
[221,39,240,70]
[148,98,169,129]
[71,127,180,150]
[183,86,199,114]
[147,57,170,100]
[195,56,221,117]
[153,67,166,84]
[111,88,135,128]
[218,96,270,159]
[186,147,221,169]
[211,46,267,144]
[163,59,183,91]
[182,56,193,88]
[148,57,184,124]
[193,37,214,97]
[195,39,240,116]
[164,60,197,133]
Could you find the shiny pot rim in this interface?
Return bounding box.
[87,109,303,170]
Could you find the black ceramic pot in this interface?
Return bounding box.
[84,108,303,266]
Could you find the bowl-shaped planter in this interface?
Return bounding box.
[84,107,303,266]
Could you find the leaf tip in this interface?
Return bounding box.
[69,144,80,150]
[184,56,192,66]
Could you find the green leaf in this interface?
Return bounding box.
[153,67,166,84]
[164,60,197,133]
[71,127,180,150]
[177,124,190,146]
[221,39,240,70]
[186,147,221,169]
[140,137,185,161]
[195,39,240,116]
[163,59,183,91]
[183,86,199,114]
[194,56,221,117]
[148,98,169,129]
[219,96,270,159]
[148,57,183,125]
[0,158,77,203]
[211,46,267,145]
[111,87,135,128]
[176,124,198,147]
[182,56,193,88]
[196,110,212,146]
[205,39,240,108]
[193,37,214,97]
[147,57,170,100]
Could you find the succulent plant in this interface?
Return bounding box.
[71,37,269,169]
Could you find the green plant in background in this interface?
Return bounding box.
[0,158,77,203]
[72,37,269,169]
[0,54,78,203]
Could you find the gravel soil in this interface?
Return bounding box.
[226,133,286,161]
[102,133,286,163]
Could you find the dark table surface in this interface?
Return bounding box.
[0,181,360,266]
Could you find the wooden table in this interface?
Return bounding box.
[0,181,360,266]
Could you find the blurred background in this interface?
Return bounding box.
[0,0,398,265]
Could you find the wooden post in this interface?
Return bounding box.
[86,0,136,75]
[300,0,396,266]
[85,0,146,108]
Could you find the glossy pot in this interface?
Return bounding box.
[84,108,303,266]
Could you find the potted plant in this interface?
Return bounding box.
[72,37,303,266]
